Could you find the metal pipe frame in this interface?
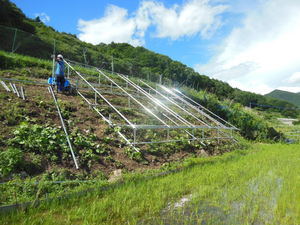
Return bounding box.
[2,60,238,146]
[64,60,134,128]
[172,88,238,129]
[160,112,196,139]
[0,76,148,100]
[48,86,79,169]
[69,77,149,99]
[143,98,199,140]
[160,85,226,128]
[77,90,139,152]
[13,84,20,97]
[61,59,237,146]
[82,68,202,144]
[117,73,195,127]
[123,76,237,143]
[0,80,11,92]
[131,136,233,145]
[114,124,236,130]
[140,80,211,127]
[20,86,25,100]
[97,69,169,126]
[159,85,238,142]
[9,83,16,94]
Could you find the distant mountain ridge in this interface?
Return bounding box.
[265,89,300,107]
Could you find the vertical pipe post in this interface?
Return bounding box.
[167,128,170,140]
[20,86,25,100]
[133,128,137,145]
[76,79,79,90]
[1,81,11,92]
[192,129,195,142]
[11,28,17,53]
[13,84,20,97]
[52,39,56,81]
[128,96,131,108]
[10,83,16,93]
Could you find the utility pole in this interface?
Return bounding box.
[52,39,56,80]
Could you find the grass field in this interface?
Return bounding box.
[1,143,300,224]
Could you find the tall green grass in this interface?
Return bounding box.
[1,143,300,224]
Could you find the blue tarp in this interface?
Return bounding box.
[48,77,70,87]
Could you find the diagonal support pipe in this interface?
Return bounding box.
[48,86,79,169]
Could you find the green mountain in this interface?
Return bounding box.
[265,89,300,108]
[0,0,298,117]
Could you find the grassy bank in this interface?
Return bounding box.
[1,143,300,224]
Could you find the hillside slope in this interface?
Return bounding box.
[265,89,300,108]
[0,0,298,117]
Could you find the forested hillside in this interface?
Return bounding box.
[266,89,300,108]
[0,0,298,117]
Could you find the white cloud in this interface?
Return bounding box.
[276,86,300,93]
[34,12,50,23]
[137,0,227,40]
[228,79,273,95]
[287,72,300,84]
[78,5,142,46]
[196,0,300,94]
[77,0,227,45]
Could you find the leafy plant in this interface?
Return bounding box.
[0,147,23,177]
[9,122,68,154]
[125,147,143,162]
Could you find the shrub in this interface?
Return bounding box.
[0,147,24,177]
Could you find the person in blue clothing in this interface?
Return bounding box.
[55,54,65,92]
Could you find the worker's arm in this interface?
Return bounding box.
[51,54,59,62]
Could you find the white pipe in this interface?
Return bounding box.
[140,80,210,127]
[48,86,79,169]
[97,69,169,127]
[118,74,194,127]
[64,60,134,128]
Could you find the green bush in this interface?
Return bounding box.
[293,119,300,125]
[0,147,23,177]
[184,88,281,141]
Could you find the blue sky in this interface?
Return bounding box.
[11,0,229,65]
[10,0,300,94]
